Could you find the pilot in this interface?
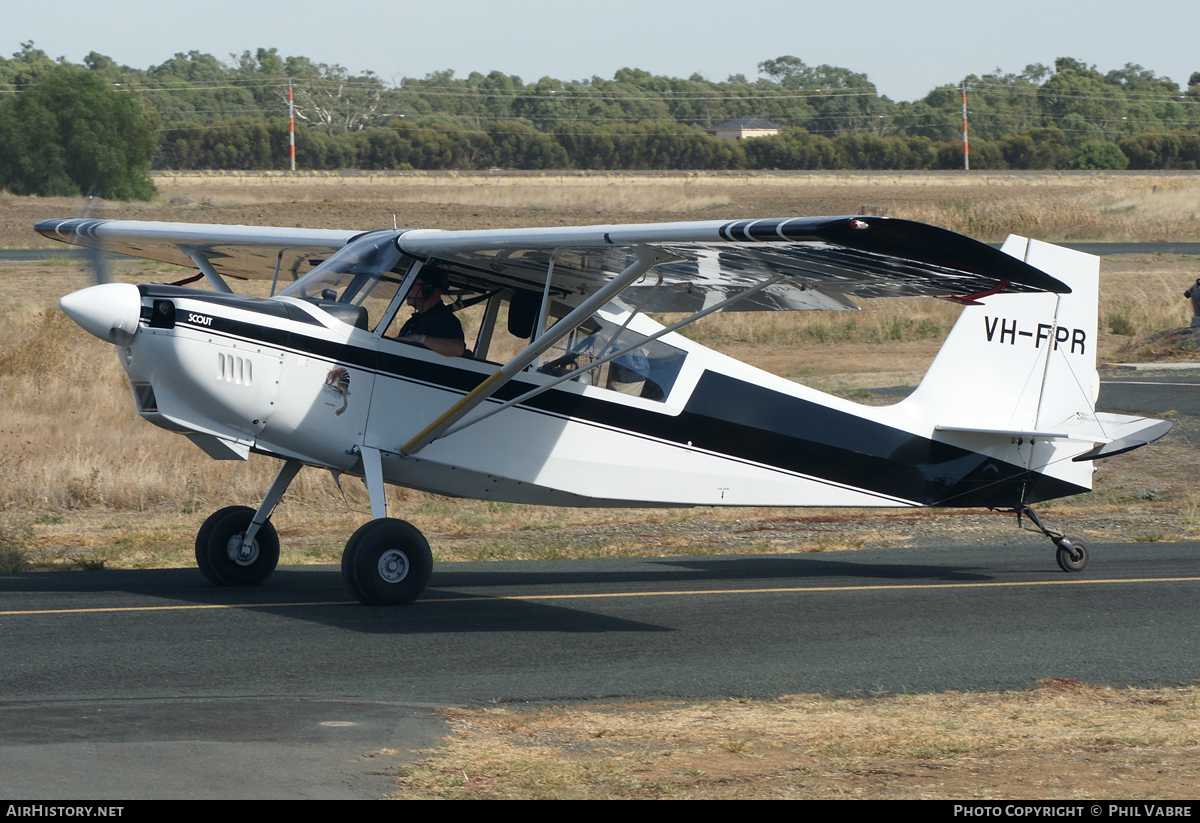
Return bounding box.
[393,271,466,357]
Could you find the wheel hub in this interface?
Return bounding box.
[226,534,259,566]
[378,549,409,583]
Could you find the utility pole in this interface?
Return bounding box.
[961,82,970,171]
[288,79,296,172]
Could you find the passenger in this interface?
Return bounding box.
[393,273,465,357]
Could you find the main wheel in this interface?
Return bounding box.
[200,508,280,586]
[341,519,386,604]
[342,518,432,606]
[195,506,254,585]
[1056,540,1089,573]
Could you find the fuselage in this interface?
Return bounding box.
[99,283,1081,510]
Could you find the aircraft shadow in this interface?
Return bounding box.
[1,551,994,595]
[428,553,998,589]
[0,551,1009,636]
[0,567,665,635]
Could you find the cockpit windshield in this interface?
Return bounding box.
[276,232,412,330]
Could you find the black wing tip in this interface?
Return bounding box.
[815,216,1072,295]
[35,218,69,240]
[35,218,108,247]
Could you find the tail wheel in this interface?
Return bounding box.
[342,518,432,606]
[200,508,280,586]
[1056,540,1089,573]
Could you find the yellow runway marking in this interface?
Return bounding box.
[3,576,1200,616]
[428,575,1200,603]
[1,601,355,616]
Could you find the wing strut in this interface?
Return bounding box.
[440,272,788,438]
[400,246,678,456]
[178,245,233,294]
[533,250,559,361]
[268,249,285,297]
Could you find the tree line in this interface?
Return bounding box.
[2,42,1199,200]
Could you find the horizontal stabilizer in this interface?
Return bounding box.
[1071,415,1173,461]
[936,412,1171,461]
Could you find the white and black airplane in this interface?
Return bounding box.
[39,214,1170,604]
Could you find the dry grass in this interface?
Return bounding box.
[8,171,1200,251]
[0,512,32,573]
[4,248,1200,570]
[392,682,1200,799]
[4,172,1200,571]
[194,171,1200,241]
[669,296,960,349]
[891,180,1200,243]
[152,173,736,214]
[163,170,1200,241]
[1099,256,1199,343]
[375,182,732,215]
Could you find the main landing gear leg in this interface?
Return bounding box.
[341,446,432,606]
[1018,505,1089,573]
[195,459,302,586]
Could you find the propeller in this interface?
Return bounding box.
[79,189,112,285]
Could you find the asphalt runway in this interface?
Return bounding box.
[1099,372,1200,416]
[4,371,1199,798]
[4,543,1200,798]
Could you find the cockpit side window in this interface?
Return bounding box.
[533,303,686,402]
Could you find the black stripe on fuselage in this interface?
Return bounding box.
[138,285,324,326]
[164,295,1083,507]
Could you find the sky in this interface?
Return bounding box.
[5,0,1198,102]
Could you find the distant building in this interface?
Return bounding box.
[706,116,782,141]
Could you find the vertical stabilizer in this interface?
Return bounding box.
[901,235,1100,498]
[907,236,1099,430]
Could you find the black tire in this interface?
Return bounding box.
[345,518,432,606]
[201,508,280,586]
[1056,540,1089,573]
[341,519,387,604]
[195,505,253,586]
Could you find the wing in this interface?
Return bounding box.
[37,215,1067,312]
[35,218,361,285]
[399,216,1069,313]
